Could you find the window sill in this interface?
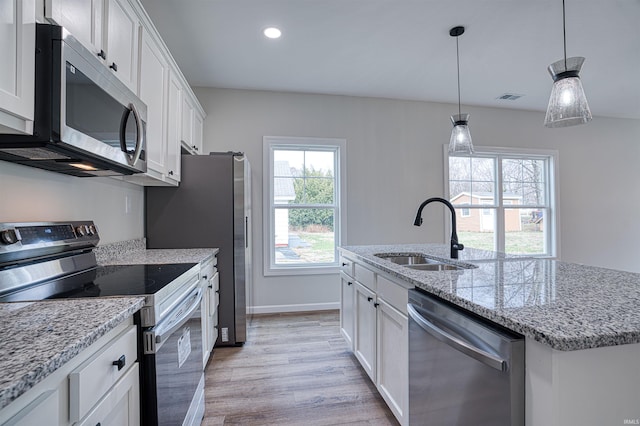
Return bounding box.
[264,265,340,277]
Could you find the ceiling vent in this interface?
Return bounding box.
[497,93,524,101]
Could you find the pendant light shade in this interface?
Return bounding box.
[544,0,592,128]
[449,113,473,153]
[448,26,474,154]
[544,57,592,127]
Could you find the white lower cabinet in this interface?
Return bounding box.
[342,256,409,426]
[0,320,139,426]
[376,298,408,424]
[354,282,377,381]
[200,256,219,368]
[339,272,355,350]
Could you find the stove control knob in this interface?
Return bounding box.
[0,229,19,245]
[88,225,97,235]
[75,226,87,237]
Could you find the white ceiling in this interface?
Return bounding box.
[140,0,640,119]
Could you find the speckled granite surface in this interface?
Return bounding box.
[0,297,144,410]
[340,244,640,351]
[95,238,218,265]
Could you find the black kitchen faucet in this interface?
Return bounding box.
[413,197,464,259]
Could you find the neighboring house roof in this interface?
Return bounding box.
[274,161,296,200]
[450,191,522,203]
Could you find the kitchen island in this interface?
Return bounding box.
[339,244,640,426]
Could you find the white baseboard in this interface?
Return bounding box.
[248,302,339,315]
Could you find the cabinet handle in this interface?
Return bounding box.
[97,50,106,60]
[202,275,208,280]
[96,423,101,426]
[342,262,348,267]
[112,355,126,371]
[374,302,379,308]
[347,281,352,286]
[109,62,118,72]
[367,297,373,302]
[215,290,220,294]
[168,170,174,176]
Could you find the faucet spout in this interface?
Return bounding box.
[413,197,464,259]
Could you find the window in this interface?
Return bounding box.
[446,146,558,256]
[264,136,346,275]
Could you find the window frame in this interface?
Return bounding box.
[263,136,347,276]
[443,145,560,258]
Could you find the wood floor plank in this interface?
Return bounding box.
[203,310,398,425]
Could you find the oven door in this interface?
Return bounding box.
[60,33,147,172]
[142,287,204,426]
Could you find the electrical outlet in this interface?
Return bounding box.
[125,195,132,214]
[221,327,229,342]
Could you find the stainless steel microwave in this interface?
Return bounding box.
[0,24,147,177]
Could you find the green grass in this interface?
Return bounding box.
[292,231,336,263]
[459,231,545,254]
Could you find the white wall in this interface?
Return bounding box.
[0,162,144,244]
[195,87,640,312]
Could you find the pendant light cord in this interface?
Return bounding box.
[456,35,461,116]
[562,0,567,69]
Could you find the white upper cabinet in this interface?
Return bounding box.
[137,25,168,178]
[0,0,35,135]
[46,0,139,93]
[180,94,204,155]
[46,0,103,57]
[165,69,182,182]
[104,0,139,92]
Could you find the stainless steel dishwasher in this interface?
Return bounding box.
[407,289,524,425]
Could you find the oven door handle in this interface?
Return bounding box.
[144,287,202,354]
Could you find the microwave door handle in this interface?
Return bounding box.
[119,103,144,166]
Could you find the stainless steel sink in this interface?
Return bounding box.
[374,253,474,271]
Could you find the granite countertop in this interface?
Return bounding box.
[94,238,218,266]
[340,244,640,351]
[0,297,144,410]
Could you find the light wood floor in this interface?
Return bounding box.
[202,310,399,426]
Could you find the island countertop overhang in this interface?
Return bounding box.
[339,243,640,351]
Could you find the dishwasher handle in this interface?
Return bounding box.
[407,303,507,372]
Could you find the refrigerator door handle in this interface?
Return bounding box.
[245,216,248,248]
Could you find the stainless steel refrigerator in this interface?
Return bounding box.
[145,152,251,346]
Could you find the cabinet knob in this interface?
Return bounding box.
[112,355,126,371]
[202,275,208,280]
[109,62,118,72]
[367,297,373,302]
[342,262,348,267]
[374,302,380,308]
[168,170,174,176]
[347,281,352,286]
[97,50,106,60]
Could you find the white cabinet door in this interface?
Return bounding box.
[340,272,355,350]
[181,94,193,148]
[0,0,35,134]
[192,110,203,154]
[354,282,377,381]
[377,298,409,426]
[166,70,182,182]
[46,0,103,57]
[1,389,58,426]
[105,0,139,92]
[138,26,168,178]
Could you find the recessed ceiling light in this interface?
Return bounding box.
[263,27,282,39]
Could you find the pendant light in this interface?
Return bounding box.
[448,26,474,154]
[544,0,592,128]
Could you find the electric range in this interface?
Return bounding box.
[0,221,205,426]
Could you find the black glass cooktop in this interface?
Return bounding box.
[0,263,198,302]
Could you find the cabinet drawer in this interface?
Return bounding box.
[69,325,137,422]
[76,362,140,426]
[377,275,409,315]
[340,257,354,277]
[355,263,376,292]
[201,260,216,283]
